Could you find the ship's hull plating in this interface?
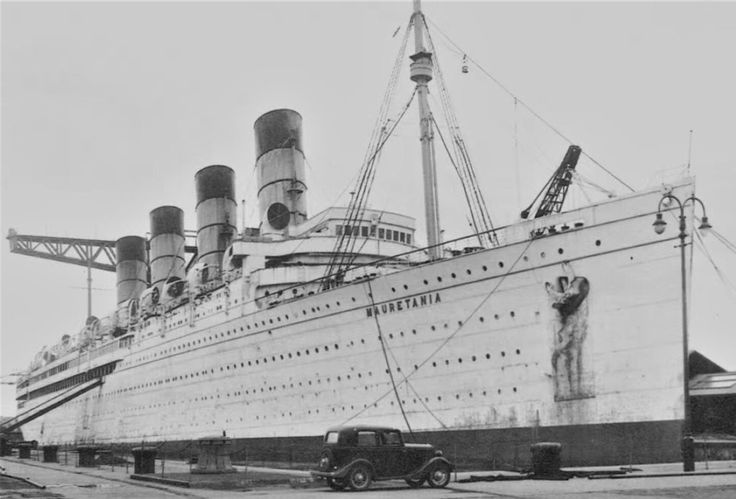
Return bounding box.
[19,182,693,466]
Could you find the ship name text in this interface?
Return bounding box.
[366,292,441,318]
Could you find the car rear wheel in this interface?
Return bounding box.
[427,462,451,488]
[347,463,372,491]
[327,477,346,490]
[405,476,425,488]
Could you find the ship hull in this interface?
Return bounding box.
[18,181,695,467]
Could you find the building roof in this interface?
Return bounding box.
[690,372,736,397]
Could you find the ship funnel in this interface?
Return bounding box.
[195,165,237,279]
[149,205,186,292]
[254,109,307,235]
[115,235,148,304]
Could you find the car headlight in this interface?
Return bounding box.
[319,455,330,470]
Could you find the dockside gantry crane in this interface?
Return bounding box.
[6,229,197,317]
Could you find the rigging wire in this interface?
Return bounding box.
[366,279,414,437]
[322,19,414,286]
[693,228,736,298]
[422,15,497,247]
[342,237,535,425]
[430,113,488,246]
[425,16,635,194]
[323,88,417,286]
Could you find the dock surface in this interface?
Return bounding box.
[2,456,736,498]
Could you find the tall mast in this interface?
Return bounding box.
[410,0,442,260]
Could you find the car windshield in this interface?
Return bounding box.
[325,432,339,444]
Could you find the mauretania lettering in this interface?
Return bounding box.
[366,292,441,317]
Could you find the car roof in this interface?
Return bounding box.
[325,425,400,433]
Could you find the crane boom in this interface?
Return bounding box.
[521,145,582,219]
[6,229,197,272]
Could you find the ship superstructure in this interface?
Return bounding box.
[6,1,702,467]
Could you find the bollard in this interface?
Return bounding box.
[42,445,59,463]
[132,446,157,474]
[530,442,562,477]
[0,438,10,457]
[192,436,236,474]
[77,445,98,467]
[18,442,32,459]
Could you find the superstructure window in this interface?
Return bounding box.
[393,230,399,241]
[361,226,368,237]
[406,234,411,244]
[336,225,343,236]
[378,228,385,238]
[400,232,406,243]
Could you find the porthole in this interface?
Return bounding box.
[451,273,456,278]
[466,269,472,275]
[510,311,515,318]
[516,349,521,355]
[485,353,490,359]
[423,279,428,285]
[494,314,499,320]
[595,240,601,246]
[472,355,477,361]
[479,317,485,322]
[482,265,488,271]
[391,287,396,292]
[540,252,546,258]
[501,351,506,357]
[437,276,443,282]
[498,262,504,268]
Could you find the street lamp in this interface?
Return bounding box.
[653,193,712,472]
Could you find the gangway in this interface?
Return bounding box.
[0,378,103,435]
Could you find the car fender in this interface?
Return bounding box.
[332,458,375,479]
[409,456,454,478]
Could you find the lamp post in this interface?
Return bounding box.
[652,193,712,472]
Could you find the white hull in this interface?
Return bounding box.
[17,180,694,464]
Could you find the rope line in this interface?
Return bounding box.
[366,279,414,437]
[341,237,535,426]
[425,16,635,193]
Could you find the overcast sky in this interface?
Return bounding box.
[2,1,735,416]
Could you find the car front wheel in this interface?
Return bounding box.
[347,463,372,491]
[427,462,451,488]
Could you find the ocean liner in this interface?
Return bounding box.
[7,1,703,466]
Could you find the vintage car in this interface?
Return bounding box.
[310,425,454,491]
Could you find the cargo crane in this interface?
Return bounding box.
[520,145,582,219]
